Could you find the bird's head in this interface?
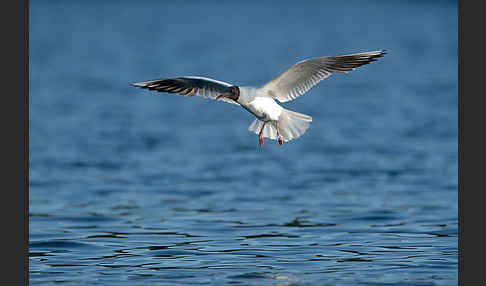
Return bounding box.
[216,86,240,102]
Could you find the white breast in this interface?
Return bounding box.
[244,96,283,121]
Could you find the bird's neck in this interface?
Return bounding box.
[236,87,258,105]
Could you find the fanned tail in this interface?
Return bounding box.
[248,109,312,142]
[278,109,312,142]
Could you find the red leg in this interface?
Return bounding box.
[276,121,283,146]
[259,122,266,148]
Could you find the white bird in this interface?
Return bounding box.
[132,50,385,147]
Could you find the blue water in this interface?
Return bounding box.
[29,0,458,285]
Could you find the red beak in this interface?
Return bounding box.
[216,93,230,100]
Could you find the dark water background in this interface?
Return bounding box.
[29,0,457,285]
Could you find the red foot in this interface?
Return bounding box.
[278,137,283,146]
[259,134,264,148]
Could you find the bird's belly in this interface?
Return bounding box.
[244,97,283,121]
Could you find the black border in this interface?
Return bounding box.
[4,0,29,284]
[459,0,480,285]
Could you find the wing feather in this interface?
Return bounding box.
[258,50,386,102]
[132,76,240,105]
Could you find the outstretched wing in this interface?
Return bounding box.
[258,50,386,103]
[132,76,240,105]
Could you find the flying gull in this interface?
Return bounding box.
[132,50,386,147]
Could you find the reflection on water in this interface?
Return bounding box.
[30,0,457,285]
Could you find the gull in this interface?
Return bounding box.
[132,50,385,147]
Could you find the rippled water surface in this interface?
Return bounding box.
[30,0,457,285]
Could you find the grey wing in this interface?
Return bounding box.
[258,50,386,102]
[132,76,240,105]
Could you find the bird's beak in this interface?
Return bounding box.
[216,92,231,100]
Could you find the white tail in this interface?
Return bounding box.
[248,109,312,142]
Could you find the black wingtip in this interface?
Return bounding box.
[369,50,386,61]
